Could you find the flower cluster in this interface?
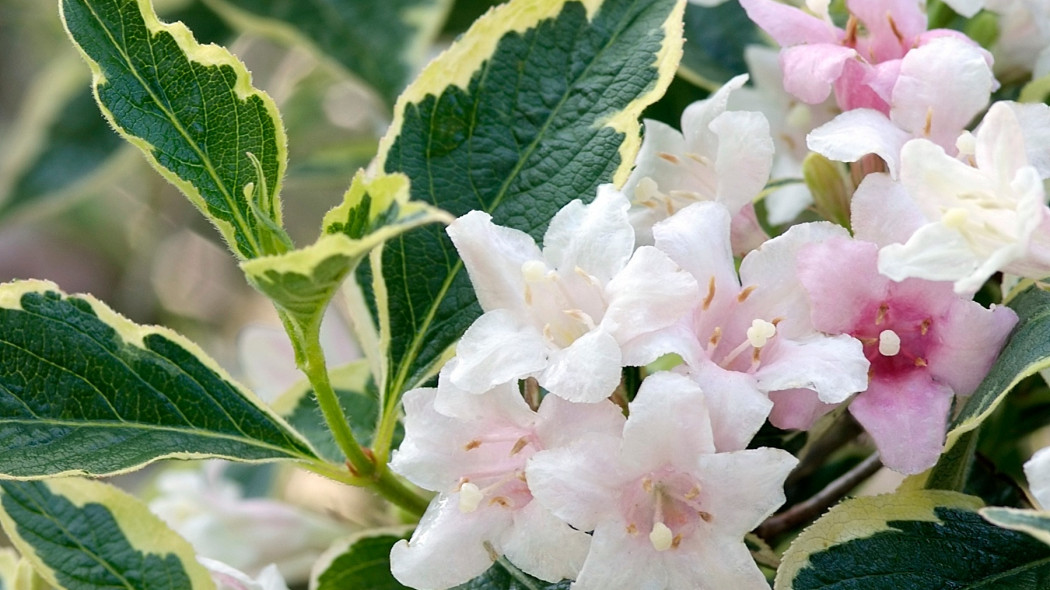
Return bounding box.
[388,1,1050,588]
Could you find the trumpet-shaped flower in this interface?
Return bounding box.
[872,102,1050,293]
[527,371,797,590]
[622,75,774,248]
[649,202,869,434]
[797,236,1017,474]
[740,0,988,114]
[447,186,698,403]
[389,369,625,589]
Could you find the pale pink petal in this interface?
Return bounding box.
[730,204,772,256]
[769,388,838,430]
[847,0,928,59]
[925,300,1017,396]
[449,309,549,393]
[892,37,995,150]
[849,372,954,475]
[504,501,590,583]
[686,363,772,452]
[620,322,704,369]
[998,102,1050,178]
[390,494,509,589]
[572,521,668,590]
[622,372,717,471]
[974,102,1037,183]
[540,328,622,403]
[694,448,798,534]
[652,202,739,307]
[433,366,535,423]
[526,435,625,532]
[603,246,699,344]
[681,74,749,151]
[623,119,689,201]
[833,58,889,112]
[851,172,928,246]
[447,211,541,312]
[711,110,775,214]
[797,237,891,333]
[780,44,857,104]
[877,222,982,286]
[806,109,911,177]
[738,220,849,338]
[739,0,844,46]
[392,387,472,491]
[543,186,633,282]
[668,532,772,590]
[535,395,625,449]
[755,334,869,404]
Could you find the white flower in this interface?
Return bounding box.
[622,75,774,245]
[389,368,625,589]
[1024,446,1050,509]
[447,186,698,403]
[200,558,290,590]
[148,464,346,584]
[527,372,797,590]
[876,101,1050,293]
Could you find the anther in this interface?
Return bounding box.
[876,303,889,325]
[703,277,716,310]
[887,13,904,43]
[920,319,931,336]
[510,437,529,456]
[658,152,681,164]
[878,330,901,357]
[923,107,933,137]
[464,439,481,451]
[737,285,757,302]
[914,357,928,367]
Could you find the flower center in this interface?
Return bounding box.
[857,301,933,375]
[621,468,709,552]
[521,261,606,348]
[456,432,539,513]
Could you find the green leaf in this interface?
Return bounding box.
[60,0,290,259]
[0,280,320,479]
[0,478,215,590]
[775,490,1050,589]
[362,0,686,432]
[202,0,452,107]
[272,360,385,463]
[946,287,1050,450]
[982,507,1050,547]
[453,561,571,590]
[678,0,761,90]
[312,529,413,590]
[242,171,450,344]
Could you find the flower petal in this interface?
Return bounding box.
[447,210,542,312]
[603,246,698,344]
[449,309,549,393]
[504,501,590,583]
[755,334,869,404]
[540,328,622,403]
[543,186,634,282]
[806,109,911,177]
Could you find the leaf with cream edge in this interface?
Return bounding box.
[60,0,291,260]
[0,477,216,590]
[944,287,1050,453]
[358,0,686,457]
[982,508,1050,548]
[311,528,413,590]
[0,280,322,479]
[775,490,1050,589]
[242,171,451,356]
[201,0,452,107]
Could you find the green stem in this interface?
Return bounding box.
[374,466,430,518]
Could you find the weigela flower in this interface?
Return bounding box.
[446,186,698,403]
[648,201,869,435]
[796,234,1018,474]
[621,75,774,250]
[389,368,625,588]
[871,102,1050,294]
[526,371,797,590]
[741,0,990,114]
[806,36,996,178]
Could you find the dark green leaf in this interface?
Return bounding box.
[204,0,451,107]
[679,0,761,89]
[947,287,1050,449]
[0,478,214,590]
[314,531,412,590]
[364,0,685,414]
[61,0,290,259]
[453,561,571,590]
[0,281,319,478]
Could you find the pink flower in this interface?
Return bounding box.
[796,236,1017,474]
[527,372,797,590]
[741,0,988,114]
[389,368,625,588]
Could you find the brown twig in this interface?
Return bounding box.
[757,452,883,541]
